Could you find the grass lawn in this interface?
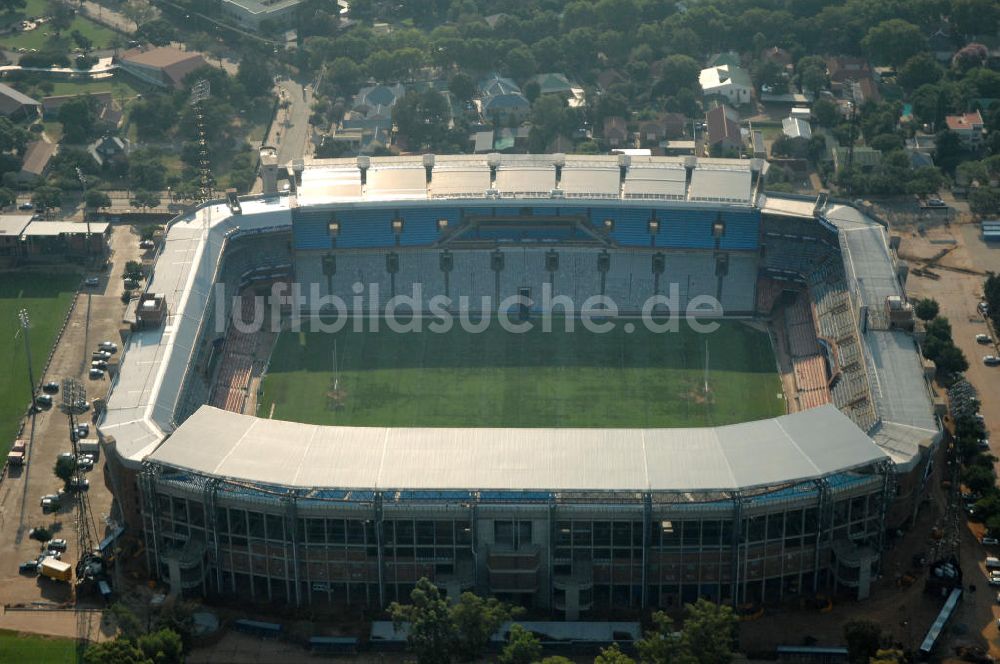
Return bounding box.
[0,629,80,663]
[44,78,141,99]
[259,319,785,428]
[0,273,78,453]
[0,12,118,51]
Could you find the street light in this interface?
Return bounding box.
[17,309,35,405]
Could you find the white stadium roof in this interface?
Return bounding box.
[149,404,888,492]
[97,155,936,489]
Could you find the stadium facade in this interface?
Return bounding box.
[98,154,940,616]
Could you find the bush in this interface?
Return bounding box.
[29,526,52,541]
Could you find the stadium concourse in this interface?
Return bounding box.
[96,154,940,616]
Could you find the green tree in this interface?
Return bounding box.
[653,54,700,98]
[392,89,450,150]
[131,190,161,210]
[0,0,26,14]
[0,187,15,208]
[970,188,1000,217]
[499,624,542,664]
[935,344,969,377]
[448,73,475,104]
[934,130,966,174]
[128,150,166,192]
[452,592,519,662]
[389,578,456,664]
[897,53,943,91]
[85,190,112,210]
[137,18,177,46]
[31,185,62,210]
[843,620,882,664]
[58,96,98,144]
[595,643,636,664]
[83,638,152,664]
[914,298,939,321]
[636,612,696,664]
[137,628,184,664]
[54,455,77,488]
[862,19,927,67]
[237,54,274,98]
[505,46,537,82]
[45,0,74,34]
[796,56,828,96]
[539,658,575,664]
[680,599,737,664]
[951,0,1000,37]
[963,465,997,495]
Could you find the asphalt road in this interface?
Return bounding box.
[273,79,312,164]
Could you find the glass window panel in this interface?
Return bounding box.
[594,522,611,547]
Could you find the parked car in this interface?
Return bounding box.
[91,360,108,371]
[76,457,94,471]
[980,302,989,315]
[139,240,155,250]
[34,394,52,408]
[18,560,38,574]
[17,202,33,210]
[927,198,946,207]
[92,351,111,361]
[89,368,104,380]
[75,423,89,438]
[977,334,992,344]
[984,356,1000,366]
[980,439,991,450]
[68,478,89,491]
[46,539,67,551]
[984,537,999,546]
[84,277,100,287]
[42,381,59,394]
[98,341,118,353]
[40,497,58,512]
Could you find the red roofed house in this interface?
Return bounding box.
[118,47,209,89]
[945,111,985,148]
[705,105,742,156]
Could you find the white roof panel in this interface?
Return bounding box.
[366,166,428,200]
[624,166,687,198]
[560,166,620,197]
[149,404,888,492]
[688,169,752,203]
[494,166,556,196]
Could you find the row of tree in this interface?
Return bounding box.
[389,578,738,664]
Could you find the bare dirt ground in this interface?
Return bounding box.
[885,210,1000,660]
[0,226,141,644]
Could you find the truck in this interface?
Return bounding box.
[39,558,71,582]
[76,439,100,457]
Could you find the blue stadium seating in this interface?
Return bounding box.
[336,209,398,248]
[293,209,334,250]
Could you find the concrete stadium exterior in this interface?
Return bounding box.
[97,154,940,616]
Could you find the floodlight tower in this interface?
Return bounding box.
[61,378,98,577]
[190,80,214,203]
[18,309,35,404]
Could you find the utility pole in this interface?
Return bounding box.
[18,309,35,403]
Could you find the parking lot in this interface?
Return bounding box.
[0,225,140,634]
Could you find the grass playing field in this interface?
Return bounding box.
[0,273,78,452]
[0,629,79,663]
[258,319,784,428]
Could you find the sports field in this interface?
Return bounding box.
[0,273,78,452]
[259,319,784,428]
[0,629,79,663]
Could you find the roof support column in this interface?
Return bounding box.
[812,478,830,594]
[139,464,162,583]
[641,493,651,609]
[375,492,385,608]
[729,491,742,607]
[875,460,895,577]
[284,495,301,606]
[204,478,223,595]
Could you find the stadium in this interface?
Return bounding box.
[98,153,940,617]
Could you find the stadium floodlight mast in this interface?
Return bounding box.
[17,309,35,404]
[190,80,214,203]
[75,167,91,258]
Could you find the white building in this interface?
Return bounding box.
[221,0,303,31]
[699,64,752,105]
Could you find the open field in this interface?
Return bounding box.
[259,319,785,428]
[0,273,78,452]
[0,628,79,663]
[0,0,118,51]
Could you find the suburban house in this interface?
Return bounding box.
[826,56,872,84]
[832,146,881,173]
[479,75,530,121]
[89,135,129,168]
[0,83,40,119]
[42,92,122,129]
[220,0,303,32]
[351,84,406,120]
[782,117,813,141]
[927,26,957,63]
[699,64,752,105]
[529,73,576,98]
[637,113,687,145]
[705,105,742,155]
[118,47,209,89]
[946,111,985,148]
[603,116,629,148]
[17,140,56,183]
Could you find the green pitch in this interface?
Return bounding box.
[259,319,784,428]
[0,629,79,664]
[0,273,78,452]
